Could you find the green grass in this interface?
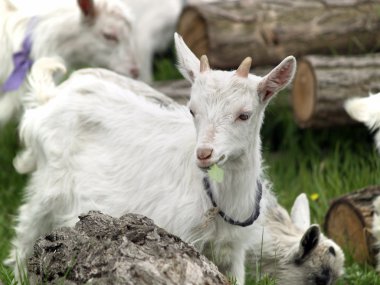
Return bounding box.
[0,122,27,262]
[1,58,380,284]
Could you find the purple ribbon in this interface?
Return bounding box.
[2,18,36,93]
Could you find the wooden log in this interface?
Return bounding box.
[292,54,380,128]
[153,80,191,105]
[324,186,380,266]
[152,66,274,105]
[177,0,380,69]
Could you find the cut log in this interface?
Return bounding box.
[324,186,380,266]
[178,0,380,69]
[292,54,380,128]
[153,80,191,105]
[152,66,274,105]
[27,211,229,285]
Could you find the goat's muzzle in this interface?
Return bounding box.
[196,147,214,168]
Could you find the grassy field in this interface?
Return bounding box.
[0,58,380,284]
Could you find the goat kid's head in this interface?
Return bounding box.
[290,194,344,285]
[174,33,296,169]
[74,0,139,78]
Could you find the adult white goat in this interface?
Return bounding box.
[8,34,296,284]
[0,0,138,125]
[248,193,344,285]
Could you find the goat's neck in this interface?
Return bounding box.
[31,10,83,69]
[210,127,263,221]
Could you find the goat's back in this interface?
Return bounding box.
[19,69,207,237]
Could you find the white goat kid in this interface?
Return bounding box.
[248,193,344,285]
[344,92,380,152]
[0,0,138,124]
[9,34,296,284]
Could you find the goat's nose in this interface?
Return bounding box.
[130,67,140,79]
[197,148,213,160]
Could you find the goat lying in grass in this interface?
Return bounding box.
[0,0,138,125]
[8,34,296,284]
[248,193,344,285]
[345,92,380,152]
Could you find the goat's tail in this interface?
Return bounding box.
[24,57,67,109]
[13,58,66,174]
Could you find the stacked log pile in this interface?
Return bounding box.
[176,0,380,128]
[178,0,380,69]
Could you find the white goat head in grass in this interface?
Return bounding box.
[344,92,380,152]
[175,35,296,170]
[249,194,345,285]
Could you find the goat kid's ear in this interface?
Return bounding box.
[258,56,296,103]
[174,33,201,83]
[78,0,96,20]
[295,225,320,263]
[290,193,311,231]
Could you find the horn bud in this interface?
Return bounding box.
[200,55,210,73]
[236,57,252,78]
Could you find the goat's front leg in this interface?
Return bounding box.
[214,243,246,285]
[228,246,246,285]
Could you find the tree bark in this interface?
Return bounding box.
[27,211,229,285]
[153,80,191,105]
[292,54,380,128]
[178,0,380,69]
[324,186,380,266]
[152,66,274,105]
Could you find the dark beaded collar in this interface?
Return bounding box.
[202,176,263,227]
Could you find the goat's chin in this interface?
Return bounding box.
[221,151,247,169]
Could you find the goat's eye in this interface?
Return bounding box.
[102,32,119,43]
[189,109,195,117]
[238,113,250,121]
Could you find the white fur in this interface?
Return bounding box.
[127,0,184,82]
[8,34,296,284]
[0,0,138,124]
[248,194,345,285]
[11,0,182,82]
[344,92,380,152]
[10,0,237,83]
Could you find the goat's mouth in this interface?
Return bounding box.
[197,155,227,171]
